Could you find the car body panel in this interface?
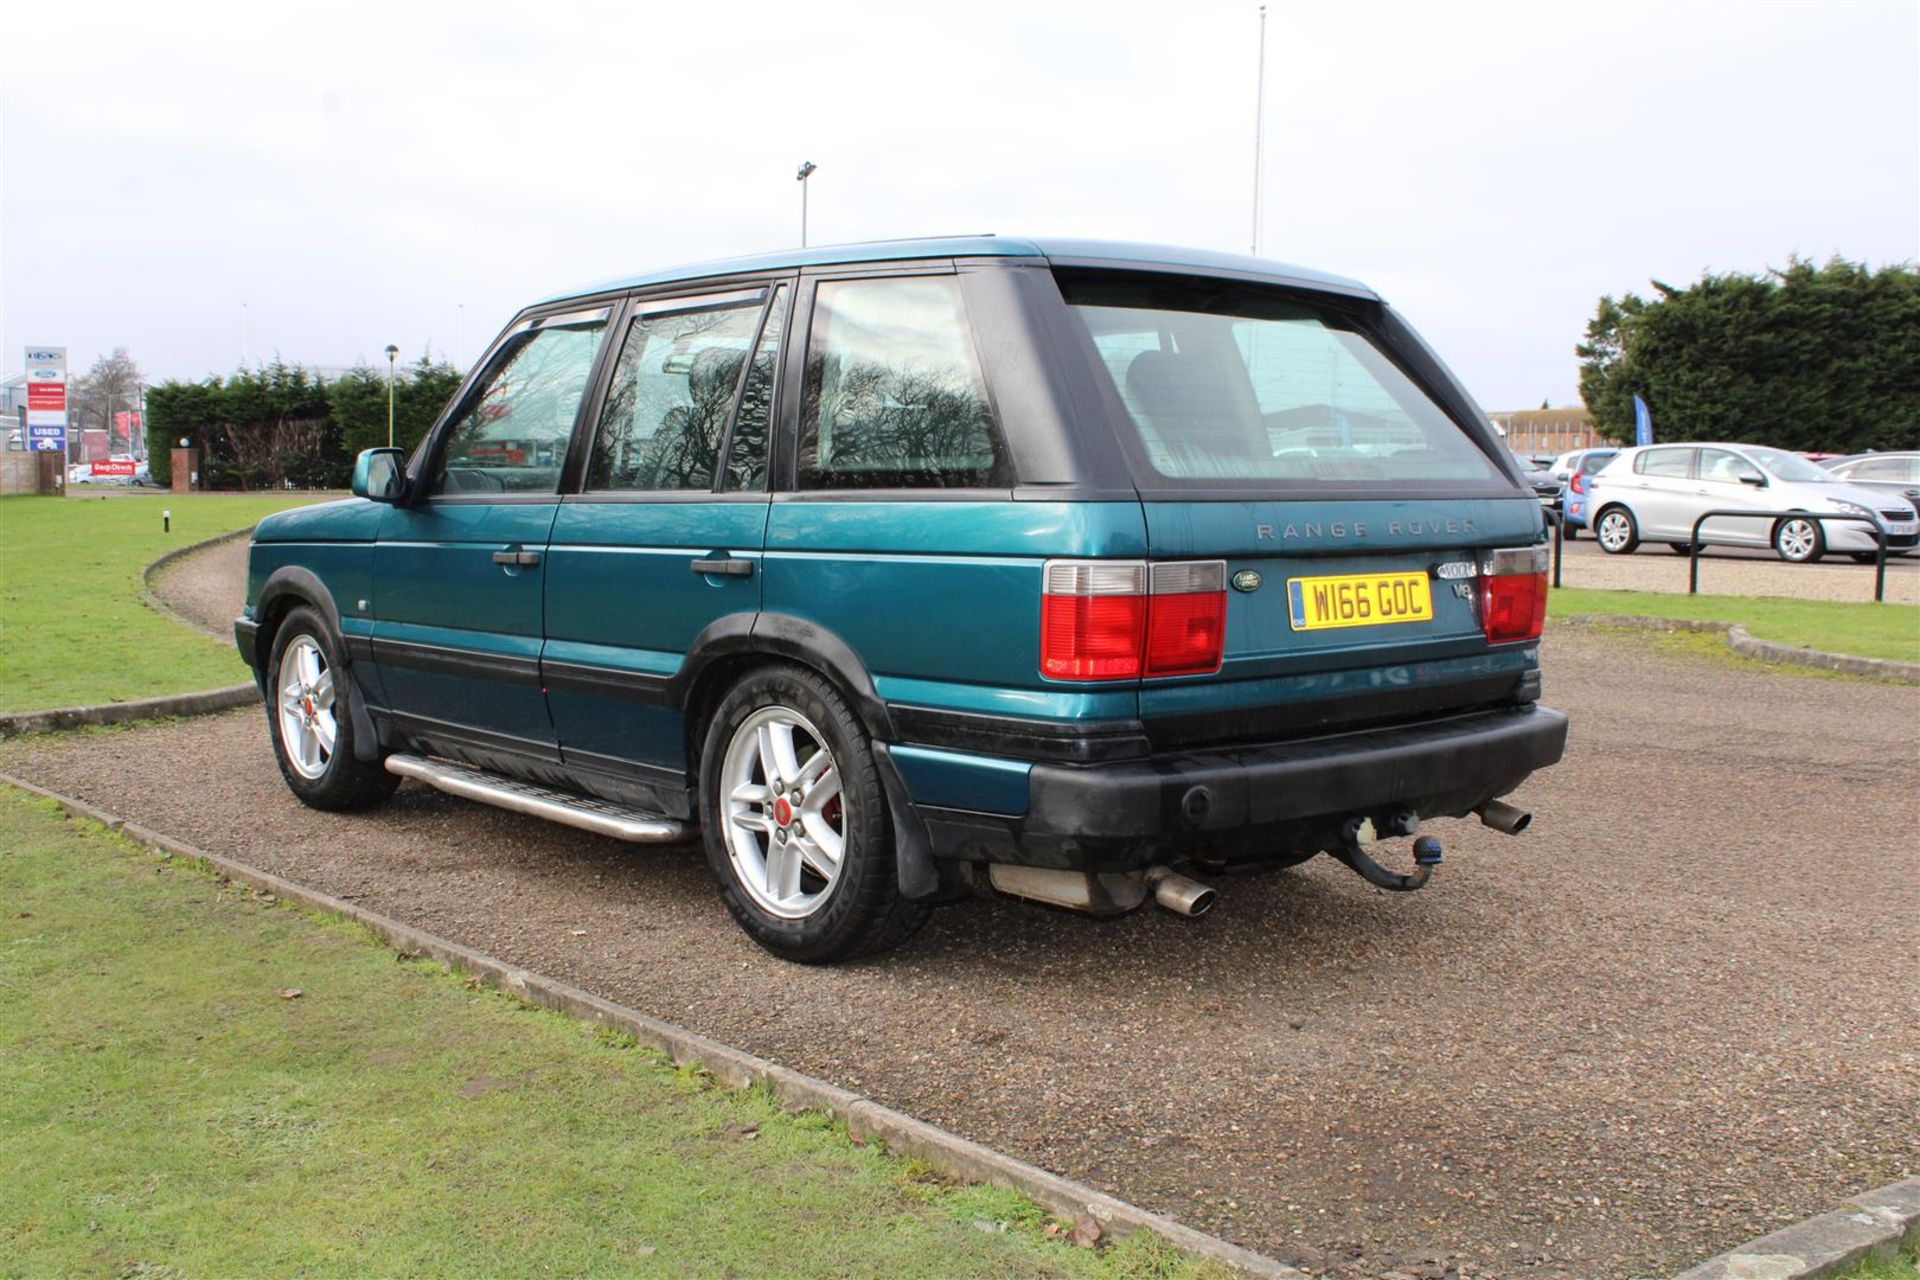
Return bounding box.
[1823,452,1920,517]
[763,499,1147,715]
[371,501,560,750]
[543,496,771,770]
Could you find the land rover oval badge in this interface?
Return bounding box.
[1231,569,1263,593]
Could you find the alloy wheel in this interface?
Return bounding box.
[277,635,337,780]
[720,706,845,920]
[1598,512,1632,551]
[1776,518,1818,562]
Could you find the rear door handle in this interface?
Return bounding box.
[492,549,542,567]
[690,557,754,578]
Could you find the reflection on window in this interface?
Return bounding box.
[589,296,763,492]
[1065,274,1501,486]
[725,284,787,491]
[1636,449,1693,478]
[433,316,606,495]
[1698,450,1760,484]
[799,277,1007,490]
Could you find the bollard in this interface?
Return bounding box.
[163,510,171,534]
[1551,509,1564,589]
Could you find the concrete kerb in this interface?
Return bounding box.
[1562,614,1920,683]
[0,769,1303,1280]
[1668,1176,1920,1280]
[0,684,258,739]
[0,528,262,740]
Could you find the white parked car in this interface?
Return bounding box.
[1587,442,1920,564]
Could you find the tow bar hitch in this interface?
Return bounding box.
[1332,815,1443,892]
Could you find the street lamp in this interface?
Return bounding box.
[384,344,400,448]
[796,161,817,247]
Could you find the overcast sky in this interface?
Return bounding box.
[2,0,1915,410]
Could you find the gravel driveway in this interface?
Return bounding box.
[147,534,250,638]
[1553,535,1920,605]
[6,626,1915,1280]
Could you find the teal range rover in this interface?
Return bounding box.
[236,236,1567,963]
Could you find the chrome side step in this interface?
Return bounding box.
[384,753,685,843]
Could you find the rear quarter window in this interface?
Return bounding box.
[797,276,1009,490]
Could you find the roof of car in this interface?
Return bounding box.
[1624,441,1782,451]
[542,236,1378,305]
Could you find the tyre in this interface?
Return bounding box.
[1667,542,1696,555]
[1772,515,1825,563]
[698,664,929,964]
[1849,552,1883,564]
[265,606,399,811]
[1595,506,1639,554]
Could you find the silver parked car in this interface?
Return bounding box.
[1587,442,1920,563]
[1820,452,1920,517]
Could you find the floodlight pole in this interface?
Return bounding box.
[796,161,817,247]
[384,345,400,448]
[1251,4,1267,256]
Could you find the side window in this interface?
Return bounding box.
[1698,449,1761,484]
[798,276,1008,490]
[1849,457,1908,482]
[723,284,788,491]
[587,292,765,492]
[432,312,608,495]
[1636,448,1693,479]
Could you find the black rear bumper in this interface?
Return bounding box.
[921,704,1568,871]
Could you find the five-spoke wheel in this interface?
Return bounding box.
[720,706,845,920]
[277,634,337,780]
[264,606,399,811]
[699,664,929,963]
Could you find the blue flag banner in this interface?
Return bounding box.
[1632,395,1654,447]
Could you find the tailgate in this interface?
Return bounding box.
[1138,496,1544,747]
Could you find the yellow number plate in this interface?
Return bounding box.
[1286,571,1434,631]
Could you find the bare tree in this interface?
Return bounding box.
[72,348,145,452]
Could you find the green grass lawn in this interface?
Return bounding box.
[1551,586,1920,664]
[0,493,322,712]
[1832,1244,1920,1280]
[0,787,1222,1278]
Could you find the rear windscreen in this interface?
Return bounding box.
[1059,273,1505,488]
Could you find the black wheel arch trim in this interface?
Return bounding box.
[251,567,345,670]
[672,612,897,742]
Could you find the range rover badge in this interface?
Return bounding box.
[1231,569,1263,593]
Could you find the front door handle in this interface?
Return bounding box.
[492,549,542,567]
[690,557,754,578]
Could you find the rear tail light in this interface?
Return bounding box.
[1570,472,1587,495]
[1040,560,1227,680]
[1481,545,1549,644]
[1146,561,1227,676]
[1040,562,1147,680]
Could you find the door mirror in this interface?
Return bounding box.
[352,448,408,503]
[1738,473,1767,488]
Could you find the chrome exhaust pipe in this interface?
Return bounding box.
[1146,866,1217,918]
[1476,799,1532,835]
